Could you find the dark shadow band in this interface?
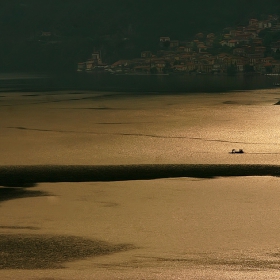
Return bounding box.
[0,164,280,187]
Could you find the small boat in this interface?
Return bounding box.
[230,149,244,154]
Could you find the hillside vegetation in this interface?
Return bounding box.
[1,0,280,72]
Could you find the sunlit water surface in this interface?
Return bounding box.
[1,87,280,279]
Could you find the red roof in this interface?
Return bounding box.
[111,60,131,67]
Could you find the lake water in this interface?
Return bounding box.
[0,72,275,92]
[1,75,280,279]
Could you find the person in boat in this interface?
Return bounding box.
[231,149,244,153]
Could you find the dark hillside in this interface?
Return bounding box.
[0,0,279,72]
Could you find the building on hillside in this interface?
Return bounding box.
[220,40,228,47]
[258,20,272,29]
[213,63,224,73]
[260,57,274,63]
[76,50,104,72]
[251,38,263,46]
[229,30,238,36]
[272,22,280,31]
[141,51,152,58]
[271,42,280,52]
[197,44,207,53]
[249,19,258,28]
[85,60,94,71]
[172,64,187,72]
[228,40,239,48]
[159,37,170,42]
[233,48,246,56]
[91,51,102,65]
[151,60,166,72]
[185,62,196,72]
[246,54,262,65]
[235,33,253,43]
[197,63,213,73]
[170,40,179,48]
[134,65,150,73]
[176,46,186,52]
[77,62,86,72]
[272,61,280,73]
[111,60,131,67]
[159,37,171,48]
[236,63,244,72]
[206,33,215,39]
[254,46,266,57]
[195,33,204,39]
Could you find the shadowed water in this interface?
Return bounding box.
[0,234,134,269]
[0,187,46,202]
[0,73,273,93]
[1,164,280,187]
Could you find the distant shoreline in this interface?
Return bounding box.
[0,72,274,93]
[1,164,280,187]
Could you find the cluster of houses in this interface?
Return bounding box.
[77,51,109,72]
[78,15,280,75]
